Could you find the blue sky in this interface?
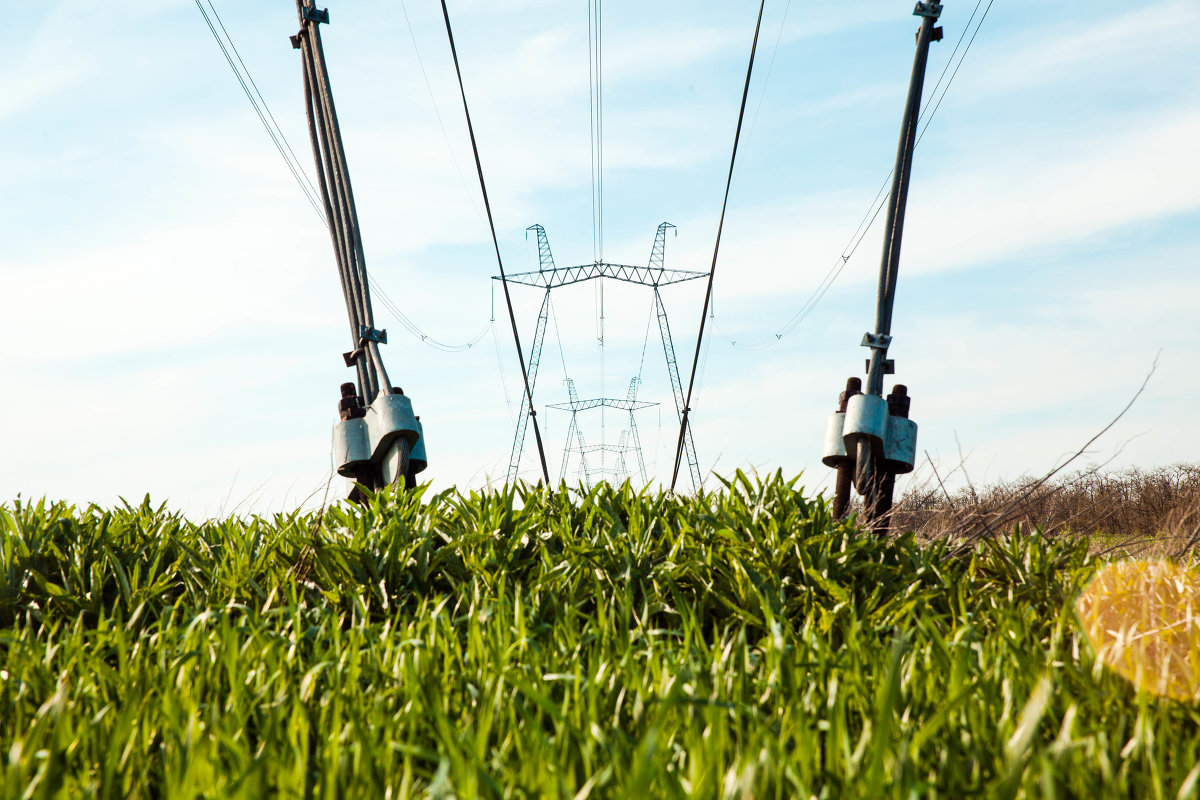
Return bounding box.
[4,0,1198,517]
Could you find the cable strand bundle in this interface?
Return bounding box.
[296,0,392,401]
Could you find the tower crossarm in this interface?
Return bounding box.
[547,398,657,413]
[495,263,706,289]
[588,467,635,479]
[578,443,629,454]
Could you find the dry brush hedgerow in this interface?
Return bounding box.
[892,463,1200,556]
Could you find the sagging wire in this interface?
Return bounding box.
[669,0,767,493]
[297,4,390,400]
[368,275,491,353]
[440,0,553,487]
[587,0,605,263]
[196,0,491,355]
[195,0,326,223]
[398,0,487,228]
[711,0,995,350]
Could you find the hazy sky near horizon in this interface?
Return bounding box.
[4,0,1199,518]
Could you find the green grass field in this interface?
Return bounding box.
[2,473,1198,798]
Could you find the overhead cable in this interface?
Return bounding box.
[195,0,490,355]
[195,0,326,223]
[297,11,391,399]
[916,0,994,143]
[669,0,767,493]
[204,2,325,209]
[440,0,553,487]
[490,321,518,427]
[398,0,487,227]
[588,0,605,262]
[743,0,793,150]
[369,275,492,352]
[713,0,995,349]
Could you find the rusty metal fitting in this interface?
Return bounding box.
[887,384,911,419]
[837,377,863,413]
[338,382,366,421]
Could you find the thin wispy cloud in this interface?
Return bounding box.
[3,0,1196,516]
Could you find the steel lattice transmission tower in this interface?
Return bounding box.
[494,222,705,489]
[551,377,656,488]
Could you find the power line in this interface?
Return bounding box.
[636,293,656,381]
[490,320,517,427]
[205,2,326,211]
[916,0,994,144]
[597,0,604,263]
[440,0,552,487]
[398,0,487,228]
[670,0,767,493]
[712,0,996,349]
[743,0,793,150]
[921,0,985,114]
[588,0,605,263]
[368,275,492,352]
[195,0,326,222]
[195,0,491,355]
[548,294,571,382]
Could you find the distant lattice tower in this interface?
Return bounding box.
[552,377,654,488]
[493,223,704,489]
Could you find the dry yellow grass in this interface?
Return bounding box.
[1077,559,1200,702]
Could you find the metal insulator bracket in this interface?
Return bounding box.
[358,325,387,346]
[365,392,420,463]
[884,416,918,474]
[865,358,896,375]
[861,332,892,350]
[861,332,895,373]
[332,418,371,477]
[409,418,428,476]
[913,2,943,19]
[843,393,889,452]
[821,412,852,468]
[302,6,329,24]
